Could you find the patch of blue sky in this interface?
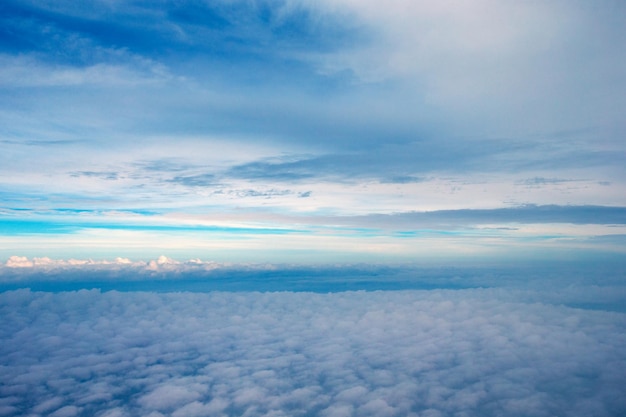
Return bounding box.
[0,219,78,235]
[0,0,362,90]
[1,208,103,217]
[0,218,306,236]
[0,190,134,211]
[46,208,161,217]
[0,191,49,205]
[95,223,306,235]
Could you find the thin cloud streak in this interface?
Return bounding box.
[1,205,626,263]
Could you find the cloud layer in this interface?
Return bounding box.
[2,203,626,264]
[1,289,625,417]
[3,256,626,311]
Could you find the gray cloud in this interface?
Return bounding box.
[227,159,318,182]
[223,146,470,184]
[137,159,198,173]
[380,175,426,184]
[220,133,623,185]
[355,205,626,229]
[0,288,625,417]
[70,171,120,180]
[231,189,297,199]
[168,174,220,188]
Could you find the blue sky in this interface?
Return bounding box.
[1,0,626,263]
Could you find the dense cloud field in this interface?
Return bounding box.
[1,288,625,417]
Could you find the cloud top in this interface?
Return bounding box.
[1,289,625,416]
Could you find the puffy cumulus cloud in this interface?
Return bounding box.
[4,256,115,269]
[0,255,224,288]
[146,255,180,271]
[5,255,33,268]
[2,255,219,273]
[0,289,625,417]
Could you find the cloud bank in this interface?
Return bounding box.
[2,256,626,312]
[1,289,625,417]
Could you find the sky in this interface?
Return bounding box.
[1,0,626,263]
[1,3,626,415]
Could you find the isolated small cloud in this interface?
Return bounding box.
[380,175,425,184]
[115,257,132,264]
[156,255,179,265]
[70,171,120,180]
[168,173,219,187]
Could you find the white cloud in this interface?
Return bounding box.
[138,385,203,412]
[0,54,170,88]
[146,256,180,271]
[1,256,240,283]
[316,0,626,135]
[0,289,624,416]
[5,256,33,268]
[4,255,200,270]
[2,257,625,314]
[4,256,132,269]
[49,405,81,417]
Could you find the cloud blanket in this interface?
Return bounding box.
[1,289,625,416]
